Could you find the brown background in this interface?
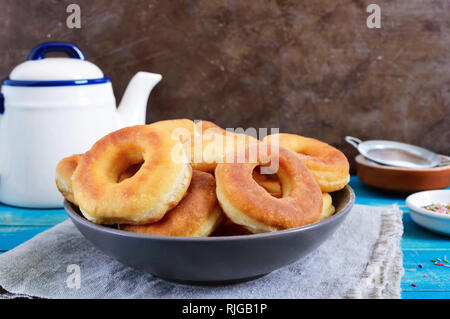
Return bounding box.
[1,0,449,171]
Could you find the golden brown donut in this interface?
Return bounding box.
[56,155,143,205]
[117,163,142,182]
[215,144,323,233]
[263,134,350,192]
[319,193,335,221]
[195,120,226,135]
[252,170,335,220]
[252,169,282,198]
[254,169,335,220]
[182,120,223,172]
[118,119,194,182]
[120,171,223,237]
[184,128,260,173]
[213,193,334,236]
[211,217,252,236]
[55,154,82,205]
[151,118,197,143]
[72,124,192,225]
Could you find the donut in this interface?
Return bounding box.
[184,126,260,173]
[120,171,223,237]
[253,169,335,220]
[263,134,350,192]
[213,192,334,236]
[149,118,197,143]
[252,169,282,198]
[195,120,226,135]
[252,170,335,220]
[56,155,144,205]
[57,119,195,206]
[214,192,334,236]
[211,217,252,236]
[319,193,335,221]
[72,124,192,225]
[117,163,142,182]
[215,144,323,233]
[55,154,82,205]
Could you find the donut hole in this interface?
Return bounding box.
[118,162,144,182]
[106,149,145,183]
[252,166,283,198]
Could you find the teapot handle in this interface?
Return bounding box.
[27,42,85,61]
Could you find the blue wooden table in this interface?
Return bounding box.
[0,175,449,298]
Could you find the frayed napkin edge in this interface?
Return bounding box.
[345,204,404,299]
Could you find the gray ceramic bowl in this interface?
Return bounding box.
[65,185,354,284]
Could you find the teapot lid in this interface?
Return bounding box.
[3,42,109,86]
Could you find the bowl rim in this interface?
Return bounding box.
[356,140,441,169]
[406,189,450,220]
[355,154,450,172]
[65,185,355,242]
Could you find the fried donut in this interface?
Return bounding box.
[149,118,197,143]
[195,120,226,135]
[254,168,335,220]
[215,144,323,233]
[213,192,334,236]
[184,129,260,173]
[72,124,192,225]
[120,171,223,237]
[319,193,335,221]
[212,217,252,236]
[263,134,350,192]
[252,170,335,220]
[55,154,82,205]
[252,169,282,198]
[56,156,143,205]
[117,163,142,182]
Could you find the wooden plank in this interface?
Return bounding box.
[351,177,450,249]
[0,204,67,226]
[402,291,450,299]
[401,213,450,249]
[350,176,408,208]
[0,226,51,251]
[402,249,450,292]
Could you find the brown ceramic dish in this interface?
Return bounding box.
[355,155,450,193]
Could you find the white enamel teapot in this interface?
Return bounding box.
[0,42,162,208]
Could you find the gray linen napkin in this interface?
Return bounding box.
[0,204,403,299]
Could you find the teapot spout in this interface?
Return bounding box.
[117,72,162,127]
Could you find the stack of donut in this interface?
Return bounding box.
[56,119,349,237]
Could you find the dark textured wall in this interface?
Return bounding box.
[1,0,449,170]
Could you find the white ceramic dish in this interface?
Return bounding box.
[406,190,450,236]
